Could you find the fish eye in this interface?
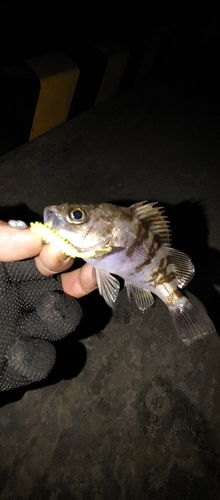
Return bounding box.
[66,207,86,224]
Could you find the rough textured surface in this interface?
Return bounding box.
[1,39,220,499]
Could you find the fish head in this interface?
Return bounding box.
[43,203,132,254]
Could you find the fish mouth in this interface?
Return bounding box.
[43,206,111,254]
[43,206,65,228]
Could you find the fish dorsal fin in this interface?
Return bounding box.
[130,201,171,246]
[166,248,195,289]
[95,269,120,308]
[125,282,154,312]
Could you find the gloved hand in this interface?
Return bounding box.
[0,258,82,391]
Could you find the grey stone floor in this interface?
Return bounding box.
[0,52,220,499]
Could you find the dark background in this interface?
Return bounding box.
[1,1,219,60]
[1,0,220,150]
[1,2,220,499]
[1,1,219,116]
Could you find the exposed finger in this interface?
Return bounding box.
[35,244,74,276]
[61,263,97,298]
[0,223,43,261]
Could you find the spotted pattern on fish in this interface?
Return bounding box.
[166,294,176,307]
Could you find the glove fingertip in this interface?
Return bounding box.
[36,291,82,339]
[0,338,56,391]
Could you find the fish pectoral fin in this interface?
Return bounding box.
[95,269,120,308]
[126,283,154,312]
[167,248,195,288]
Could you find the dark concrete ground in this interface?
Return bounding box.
[1,37,220,499]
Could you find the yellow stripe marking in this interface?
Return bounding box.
[27,52,79,140]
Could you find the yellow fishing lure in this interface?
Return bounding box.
[30,222,112,259]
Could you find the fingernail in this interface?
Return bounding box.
[58,255,72,264]
[8,219,28,229]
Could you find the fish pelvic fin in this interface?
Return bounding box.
[166,248,195,288]
[126,283,154,312]
[95,269,120,308]
[169,297,215,345]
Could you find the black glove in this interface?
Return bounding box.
[0,259,82,391]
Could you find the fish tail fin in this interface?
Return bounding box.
[169,298,215,344]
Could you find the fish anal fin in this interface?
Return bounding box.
[130,201,171,246]
[167,248,195,288]
[169,297,215,344]
[95,269,120,308]
[126,283,154,312]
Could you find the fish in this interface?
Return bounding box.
[43,201,216,344]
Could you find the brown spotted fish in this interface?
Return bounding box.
[44,201,215,344]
